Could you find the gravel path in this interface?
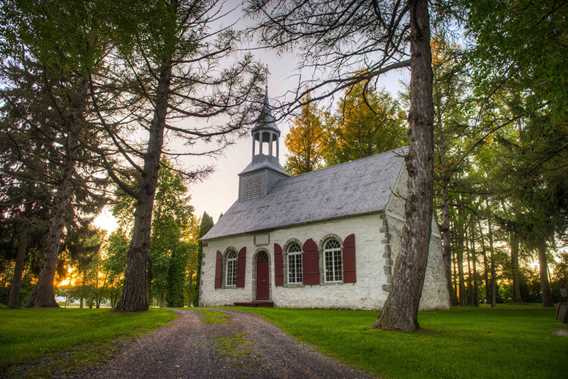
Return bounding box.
[79,309,374,379]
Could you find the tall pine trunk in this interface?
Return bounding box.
[510,232,522,303]
[487,205,497,308]
[29,158,75,307]
[441,181,457,305]
[115,61,172,312]
[470,223,479,307]
[478,221,490,304]
[376,0,434,331]
[537,239,553,307]
[465,226,473,305]
[8,231,28,308]
[452,247,459,300]
[29,78,88,307]
[457,210,466,305]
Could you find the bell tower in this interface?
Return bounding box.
[238,89,288,202]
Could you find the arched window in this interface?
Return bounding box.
[225,249,237,287]
[286,242,303,284]
[323,238,342,283]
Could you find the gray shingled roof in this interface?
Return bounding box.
[202,147,407,240]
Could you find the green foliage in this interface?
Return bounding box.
[465,0,568,122]
[0,308,175,374]
[463,0,568,246]
[322,81,407,165]
[285,99,327,175]
[284,82,408,172]
[237,306,568,379]
[428,23,568,306]
[166,242,191,307]
[101,230,129,307]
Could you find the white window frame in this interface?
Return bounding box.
[286,242,303,284]
[225,250,237,288]
[323,238,343,283]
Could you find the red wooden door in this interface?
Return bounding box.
[256,251,269,301]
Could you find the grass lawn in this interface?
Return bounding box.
[233,305,568,379]
[0,307,176,376]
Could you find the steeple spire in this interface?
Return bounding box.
[237,85,287,202]
[253,86,278,136]
[251,87,280,159]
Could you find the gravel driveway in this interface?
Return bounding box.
[81,309,374,379]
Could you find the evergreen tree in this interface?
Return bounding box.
[111,160,195,307]
[99,0,264,311]
[0,0,110,307]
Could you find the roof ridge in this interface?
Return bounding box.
[287,146,407,180]
[202,145,408,240]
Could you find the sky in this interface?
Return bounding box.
[94,1,409,233]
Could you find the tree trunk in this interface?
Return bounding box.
[8,232,28,308]
[457,211,466,305]
[29,78,88,307]
[537,239,553,307]
[29,156,75,308]
[477,221,490,304]
[376,0,434,331]
[115,61,172,312]
[470,223,479,307]
[465,226,473,305]
[440,181,457,305]
[487,207,497,308]
[452,246,459,300]
[510,232,522,303]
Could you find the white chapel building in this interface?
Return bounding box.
[199,94,450,310]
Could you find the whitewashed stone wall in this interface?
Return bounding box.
[385,167,450,310]
[200,167,450,310]
[200,213,390,309]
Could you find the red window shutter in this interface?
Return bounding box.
[303,239,320,285]
[274,243,284,287]
[237,247,246,288]
[343,234,356,283]
[215,251,223,289]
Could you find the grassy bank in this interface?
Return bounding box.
[234,305,568,379]
[0,308,176,376]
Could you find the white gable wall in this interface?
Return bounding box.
[385,166,451,310]
[200,213,390,309]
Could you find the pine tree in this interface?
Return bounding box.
[0,0,110,307]
[97,0,264,311]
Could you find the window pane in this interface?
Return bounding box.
[287,243,303,284]
[226,250,237,286]
[323,239,342,282]
[288,254,296,283]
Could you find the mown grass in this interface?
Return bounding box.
[214,332,254,360]
[193,308,230,324]
[0,308,176,376]
[233,305,568,379]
